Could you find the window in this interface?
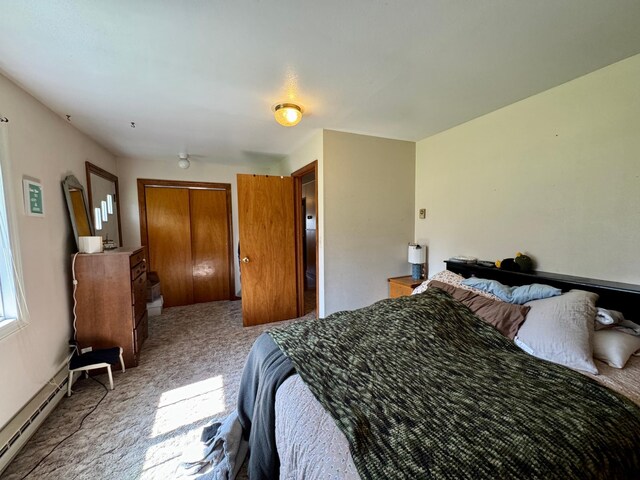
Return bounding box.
[0,126,26,339]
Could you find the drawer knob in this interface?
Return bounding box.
[241,257,250,263]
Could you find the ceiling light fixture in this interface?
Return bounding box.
[178,153,190,169]
[273,103,303,127]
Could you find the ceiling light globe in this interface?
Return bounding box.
[177,154,190,169]
[274,103,302,127]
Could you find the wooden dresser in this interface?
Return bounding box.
[73,247,148,368]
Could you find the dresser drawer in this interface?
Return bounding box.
[134,312,148,354]
[131,259,147,281]
[388,276,423,298]
[132,272,147,321]
[129,249,146,269]
[389,282,413,298]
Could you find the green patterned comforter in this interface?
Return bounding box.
[269,288,640,479]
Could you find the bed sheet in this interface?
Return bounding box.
[275,374,358,480]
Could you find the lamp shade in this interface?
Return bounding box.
[408,244,426,264]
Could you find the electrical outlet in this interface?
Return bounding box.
[81,346,93,354]
[419,208,426,219]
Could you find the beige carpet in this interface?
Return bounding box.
[2,300,313,480]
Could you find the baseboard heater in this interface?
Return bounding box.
[0,366,70,475]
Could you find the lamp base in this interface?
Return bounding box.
[411,263,422,280]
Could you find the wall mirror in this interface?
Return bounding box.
[86,162,123,249]
[62,175,93,250]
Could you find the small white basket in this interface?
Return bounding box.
[147,295,164,317]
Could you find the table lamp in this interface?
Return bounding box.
[408,244,426,280]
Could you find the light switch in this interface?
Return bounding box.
[419,208,426,219]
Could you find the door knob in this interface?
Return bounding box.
[241,257,250,263]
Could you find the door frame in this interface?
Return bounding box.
[291,161,318,318]
[136,178,236,300]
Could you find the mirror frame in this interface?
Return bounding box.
[86,162,123,247]
[62,174,94,250]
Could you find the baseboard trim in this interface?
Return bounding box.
[0,366,70,475]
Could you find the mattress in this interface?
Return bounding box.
[275,356,640,480]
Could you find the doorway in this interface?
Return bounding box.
[137,179,235,308]
[292,161,318,317]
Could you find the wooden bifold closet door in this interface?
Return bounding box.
[139,180,234,308]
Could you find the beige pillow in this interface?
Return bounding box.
[593,330,640,369]
[517,290,599,375]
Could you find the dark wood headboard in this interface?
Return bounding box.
[445,261,640,323]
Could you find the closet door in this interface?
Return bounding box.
[145,187,194,307]
[140,180,235,309]
[190,189,231,302]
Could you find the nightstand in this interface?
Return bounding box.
[388,276,424,298]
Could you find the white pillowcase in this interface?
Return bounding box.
[595,307,624,326]
[593,330,640,369]
[517,290,599,375]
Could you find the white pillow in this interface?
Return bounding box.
[517,290,599,375]
[593,330,640,369]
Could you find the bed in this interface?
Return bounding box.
[239,264,640,479]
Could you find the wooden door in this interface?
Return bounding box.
[145,187,194,307]
[237,174,298,326]
[190,189,231,302]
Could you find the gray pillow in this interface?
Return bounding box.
[516,290,599,374]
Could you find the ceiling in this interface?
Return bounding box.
[1,1,640,166]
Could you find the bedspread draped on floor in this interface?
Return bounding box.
[237,332,295,480]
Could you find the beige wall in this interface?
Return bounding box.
[278,130,325,314]
[323,130,415,315]
[278,130,323,176]
[0,73,116,429]
[116,157,278,295]
[415,54,640,283]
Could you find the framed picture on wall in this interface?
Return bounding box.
[23,178,44,217]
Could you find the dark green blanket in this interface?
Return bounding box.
[269,288,640,479]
